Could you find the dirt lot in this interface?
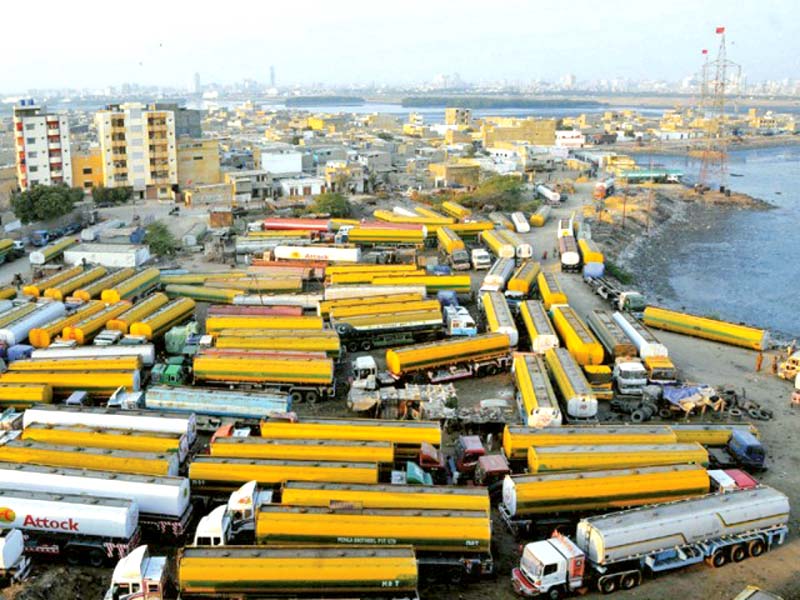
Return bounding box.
[4,188,799,600]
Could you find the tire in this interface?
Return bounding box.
[658,408,673,419]
[621,573,639,590]
[347,341,359,352]
[548,588,562,600]
[631,409,646,423]
[88,549,105,568]
[304,390,319,404]
[486,364,499,376]
[598,576,618,594]
[360,340,373,352]
[711,551,727,568]
[749,539,766,557]
[289,391,304,404]
[731,545,747,562]
[748,408,762,420]
[65,548,81,566]
[728,408,743,419]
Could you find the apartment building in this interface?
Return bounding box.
[13,99,72,190]
[445,107,472,127]
[95,103,177,200]
[177,138,221,187]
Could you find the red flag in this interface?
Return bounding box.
[702,49,708,54]
[715,26,725,34]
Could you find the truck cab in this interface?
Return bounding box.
[778,352,800,380]
[453,435,486,477]
[31,230,50,247]
[618,291,646,316]
[643,356,677,384]
[450,249,471,271]
[0,529,30,585]
[471,248,492,270]
[445,305,477,336]
[727,429,766,471]
[612,358,647,395]
[104,545,167,600]
[512,534,585,597]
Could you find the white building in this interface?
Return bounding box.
[259,143,303,175]
[95,103,177,200]
[555,130,586,148]
[13,100,72,190]
[278,176,326,198]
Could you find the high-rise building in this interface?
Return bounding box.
[192,72,201,94]
[95,103,177,200]
[12,99,72,190]
[270,65,276,88]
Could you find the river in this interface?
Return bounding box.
[632,146,800,340]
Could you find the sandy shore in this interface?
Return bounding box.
[604,134,800,155]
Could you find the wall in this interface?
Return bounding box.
[177,138,221,187]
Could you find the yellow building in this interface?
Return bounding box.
[445,129,473,144]
[324,161,365,194]
[481,117,556,146]
[71,147,104,192]
[177,138,221,188]
[445,108,472,127]
[429,160,480,188]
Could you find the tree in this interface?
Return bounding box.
[11,184,82,224]
[313,192,351,218]
[462,175,525,211]
[144,222,178,257]
[93,186,133,204]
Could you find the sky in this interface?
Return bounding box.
[0,0,797,91]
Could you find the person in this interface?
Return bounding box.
[771,354,779,375]
[755,351,764,373]
[541,250,548,260]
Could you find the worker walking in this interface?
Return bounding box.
[771,354,779,375]
[755,352,764,373]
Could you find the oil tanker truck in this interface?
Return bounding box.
[512,486,789,597]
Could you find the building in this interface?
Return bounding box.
[177,138,221,187]
[555,130,586,148]
[224,169,273,204]
[12,99,72,190]
[151,103,202,138]
[278,176,326,198]
[95,103,177,200]
[71,146,104,192]
[259,143,303,175]
[429,160,480,188]
[324,161,365,194]
[481,117,556,147]
[445,108,472,127]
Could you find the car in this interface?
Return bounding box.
[63,222,82,235]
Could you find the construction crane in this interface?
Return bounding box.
[697,26,742,191]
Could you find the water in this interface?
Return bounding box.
[633,146,800,339]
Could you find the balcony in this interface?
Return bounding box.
[48,142,61,150]
[148,125,168,134]
[51,170,63,178]
[47,127,60,136]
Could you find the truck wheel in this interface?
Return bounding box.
[289,391,304,404]
[630,409,646,423]
[360,340,373,351]
[548,588,562,600]
[347,341,360,352]
[598,576,617,594]
[731,545,747,562]
[748,540,765,557]
[88,549,106,567]
[486,364,499,376]
[304,390,319,404]
[711,550,727,568]
[621,573,640,589]
[65,549,81,566]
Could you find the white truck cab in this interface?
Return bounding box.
[471,248,492,270]
[0,529,30,585]
[444,305,477,336]
[104,545,167,600]
[512,535,585,597]
[612,358,648,395]
[193,481,273,546]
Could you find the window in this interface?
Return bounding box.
[195,536,211,545]
[25,123,35,130]
[29,166,38,173]
[82,167,92,175]
[84,181,93,188]
[147,584,160,593]
[26,137,36,144]
[28,151,37,158]
[543,564,558,576]
[193,156,203,160]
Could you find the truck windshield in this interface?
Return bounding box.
[619,368,644,379]
[521,548,543,578]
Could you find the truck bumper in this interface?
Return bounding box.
[511,568,540,597]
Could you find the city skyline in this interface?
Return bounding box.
[1,0,798,91]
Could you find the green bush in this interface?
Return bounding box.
[461,175,525,211]
[606,260,634,285]
[93,186,133,204]
[145,222,178,257]
[11,184,82,224]
[313,192,351,218]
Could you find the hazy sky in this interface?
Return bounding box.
[1,0,797,91]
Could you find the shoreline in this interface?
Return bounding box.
[604,134,800,155]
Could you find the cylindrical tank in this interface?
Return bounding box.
[28,238,77,266]
[0,369,140,397]
[22,266,83,298]
[642,306,768,351]
[259,418,441,447]
[0,488,137,539]
[164,284,243,304]
[210,438,393,463]
[30,344,156,367]
[613,311,669,358]
[527,443,709,473]
[74,268,135,302]
[63,301,131,344]
[43,266,107,301]
[28,300,106,348]
[502,464,710,518]
[0,301,66,346]
[129,297,196,340]
[551,306,604,366]
[205,315,323,333]
[106,293,170,333]
[192,355,333,386]
[101,267,160,303]
[578,486,789,566]
[0,462,190,519]
[0,383,53,408]
[9,356,141,372]
[385,333,510,376]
